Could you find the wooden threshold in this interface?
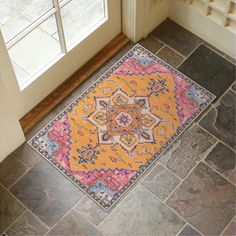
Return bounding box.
[20,33,129,133]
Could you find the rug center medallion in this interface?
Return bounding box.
[88,90,161,153]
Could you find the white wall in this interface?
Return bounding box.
[0,73,25,162]
[122,0,169,42]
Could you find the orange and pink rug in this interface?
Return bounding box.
[29,44,215,210]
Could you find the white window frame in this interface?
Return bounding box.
[3,0,108,90]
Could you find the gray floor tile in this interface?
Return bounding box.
[141,164,180,201]
[178,225,201,236]
[75,196,109,226]
[205,142,235,178]
[0,154,28,188]
[47,210,102,236]
[178,45,235,97]
[204,41,236,65]
[0,185,25,233]
[156,46,184,67]
[13,143,40,167]
[167,162,235,235]
[152,18,202,56]
[139,34,163,53]
[159,124,217,178]
[99,186,185,236]
[10,159,83,227]
[200,90,236,150]
[6,211,48,236]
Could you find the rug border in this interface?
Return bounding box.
[27,43,216,212]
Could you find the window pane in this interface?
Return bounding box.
[0,0,53,43]
[60,0,106,46]
[8,15,61,87]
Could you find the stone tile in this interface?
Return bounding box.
[141,164,180,201]
[166,162,235,235]
[0,185,25,233]
[200,90,236,150]
[159,125,217,178]
[48,210,102,236]
[222,220,236,236]
[99,186,185,236]
[204,41,236,65]
[75,196,109,226]
[152,18,202,56]
[139,34,163,53]
[13,143,40,167]
[6,211,48,236]
[0,154,28,188]
[156,46,184,68]
[178,45,235,97]
[10,159,82,227]
[178,225,201,236]
[205,142,236,178]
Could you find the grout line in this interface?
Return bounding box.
[11,151,34,169]
[152,37,187,59]
[202,159,236,187]
[176,222,187,236]
[143,185,204,236]
[45,209,74,235]
[220,214,236,236]
[44,191,102,233]
[1,207,27,235]
[210,80,235,108]
[158,162,182,182]
[154,44,165,54]
[46,199,103,235]
[7,156,41,190]
[0,182,50,232]
[177,42,203,68]
[197,123,236,154]
[72,197,111,229]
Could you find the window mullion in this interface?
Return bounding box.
[53,0,67,54]
[6,8,56,50]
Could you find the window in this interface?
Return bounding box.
[0,0,107,90]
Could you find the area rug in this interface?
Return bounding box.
[28,44,215,211]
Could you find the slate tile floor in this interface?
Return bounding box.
[0,18,235,235]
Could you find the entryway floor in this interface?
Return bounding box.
[0,18,235,236]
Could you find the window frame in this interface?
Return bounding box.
[2,0,108,90]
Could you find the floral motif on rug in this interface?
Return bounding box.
[28,44,215,210]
